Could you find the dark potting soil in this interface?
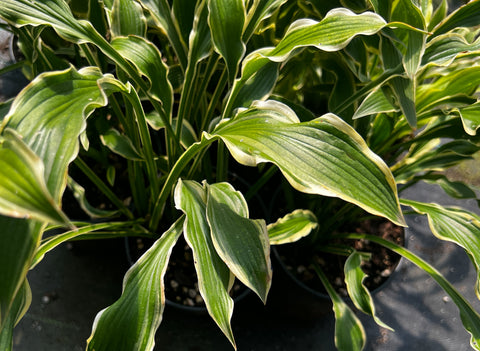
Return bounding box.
[275,219,405,297]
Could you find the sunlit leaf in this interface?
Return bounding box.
[86,217,184,351]
[268,209,318,245]
[111,36,173,117]
[422,33,480,67]
[206,182,272,303]
[432,0,480,37]
[353,87,397,119]
[174,180,235,348]
[213,100,405,226]
[454,102,480,136]
[401,199,480,300]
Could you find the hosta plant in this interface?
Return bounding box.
[1,0,480,350]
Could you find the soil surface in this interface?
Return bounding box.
[275,219,405,297]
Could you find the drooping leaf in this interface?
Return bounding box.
[111,36,173,117]
[401,199,480,300]
[86,217,184,351]
[110,0,146,38]
[207,0,246,83]
[268,209,318,245]
[0,280,31,350]
[174,180,235,348]
[206,182,272,303]
[344,251,393,331]
[341,231,480,350]
[0,129,69,225]
[314,263,366,351]
[212,100,405,226]
[101,129,143,161]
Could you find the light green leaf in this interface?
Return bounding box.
[208,0,245,83]
[0,280,31,350]
[0,66,119,331]
[86,217,184,351]
[110,0,146,38]
[244,0,288,39]
[111,36,173,117]
[174,180,235,348]
[267,8,387,60]
[268,209,318,245]
[427,0,447,32]
[455,102,480,136]
[401,199,480,300]
[416,66,480,113]
[353,87,398,119]
[432,0,480,37]
[0,129,69,225]
[0,0,103,44]
[213,100,405,226]
[101,128,144,161]
[206,182,272,303]
[314,263,366,351]
[344,251,393,331]
[422,33,480,67]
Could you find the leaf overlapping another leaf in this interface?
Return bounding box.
[213,100,405,227]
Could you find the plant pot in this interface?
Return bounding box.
[272,218,405,299]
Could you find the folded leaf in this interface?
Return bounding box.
[268,209,318,245]
[213,100,405,226]
[314,263,366,351]
[401,199,480,300]
[207,0,245,83]
[206,182,272,303]
[431,0,480,37]
[87,217,184,351]
[0,129,69,225]
[174,180,235,348]
[344,251,393,331]
[422,33,480,67]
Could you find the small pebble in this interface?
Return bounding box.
[297,265,306,274]
[185,298,195,306]
[442,296,451,303]
[380,268,392,277]
[195,295,204,304]
[170,280,179,289]
[188,289,197,299]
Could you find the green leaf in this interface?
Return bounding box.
[101,128,143,161]
[138,0,188,69]
[455,102,480,136]
[344,251,393,331]
[174,180,235,348]
[341,231,480,350]
[86,217,184,351]
[0,280,31,350]
[432,0,480,37]
[0,218,42,331]
[213,100,405,226]
[145,114,197,148]
[0,0,103,44]
[422,33,480,67]
[401,199,480,300]
[110,0,146,38]
[353,87,397,119]
[208,0,245,83]
[206,182,272,303]
[314,263,366,351]
[0,129,69,225]
[244,0,288,39]
[268,209,318,245]
[416,66,480,113]
[111,36,173,117]
[268,8,387,60]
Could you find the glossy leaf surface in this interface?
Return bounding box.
[206,182,272,303]
[213,100,405,226]
[268,209,318,245]
[174,180,235,348]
